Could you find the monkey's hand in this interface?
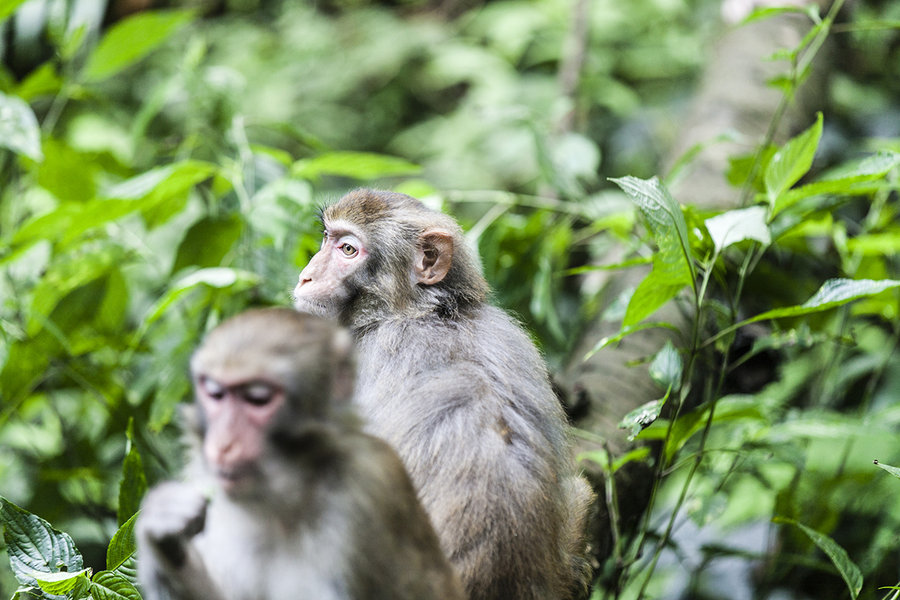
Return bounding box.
[137,482,208,569]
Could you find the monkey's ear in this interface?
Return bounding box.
[416,230,454,285]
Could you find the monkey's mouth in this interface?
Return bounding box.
[214,466,254,493]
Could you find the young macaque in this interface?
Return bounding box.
[293,189,594,600]
[136,308,465,600]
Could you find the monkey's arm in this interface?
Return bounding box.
[137,482,225,600]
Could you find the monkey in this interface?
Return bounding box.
[136,307,466,600]
[293,189,594,600]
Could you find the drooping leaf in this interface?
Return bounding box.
[0,496,84,587]
[292,151,421,180]
[705,205,771,251]
[774,518,862,600]
[648,340,683,391]
[0,90,43,161]
[623,270,686,327]
[747,278,900,323]
[764,113,822,207]
[82,10,194,82]
[91,570,142,600]
[143,267,260,326]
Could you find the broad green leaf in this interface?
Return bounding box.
[292,151,421,180]
[27,245,128,336]
[620,398,665,441]
[623,270,685,327]
[117,421,146,526]
[874,460,900,480]
[649,340,682,391]
[848,233,900,256]
[774,518,862,599]
[0,496,83,587]
[765,113,822,207]
[15,62,63,102]
[34,569,91,595]
[91,570,141,600]
[747,278,900,323]
[0,91,43,161]
[705,205,771,251]
[585,321,677,358]
[82,10,194,82]
[0,0,28,23]
[172,215,244,274]
[107,515,138,581]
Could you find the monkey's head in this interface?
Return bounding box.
[188,308,355,500]
[293,189,489,329]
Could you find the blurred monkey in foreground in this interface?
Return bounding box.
[137,308,464,600]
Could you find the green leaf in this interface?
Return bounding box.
[774,151,900,216]
[649,340,682,391]
[106,515,138,582]
[874,460,900,480]
[292,151,421,180]
[91,570,142,600]
[0,0,28,23]
[34,569,91,595]
[143,267,260,326]
[0,91,43,161]
[705,205,771,251]
[774,518,863,600]
[82,10,194,82]
[765,113,822,207]
[117,421,147,525]
[747,278,900,323]
[0,496,84,587]
[612,176,695,325]
[620,398,665,441]
[172,215,244,274]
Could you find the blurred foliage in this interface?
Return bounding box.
[0,0,898,599]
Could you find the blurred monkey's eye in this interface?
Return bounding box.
[242,383,276,406]
[201,377,225,400]
[339,242,358,257]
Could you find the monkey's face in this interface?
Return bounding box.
[195,373,285,498]
[293,219,368,319]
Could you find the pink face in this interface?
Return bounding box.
[293,222,368,318]
[196,375,285,495]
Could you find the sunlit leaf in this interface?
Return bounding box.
[83,10,194,82]
[292,151,421,180]
[620,398,665,441]
[0,497,83,587]
[624,270,685,327]
[34,569,91,596]
[144,268,260,326]
[705,205,771,251]
[0,0,28,23]
[171,215,244,274]
[0,91,43,161]
[765,113,822,207]
[774,518,862,600]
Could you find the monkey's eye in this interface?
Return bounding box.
[241,383,277,406]
[200,377,225,400]
[339,242,358,257]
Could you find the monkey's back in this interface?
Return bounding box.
[353,305,592,600]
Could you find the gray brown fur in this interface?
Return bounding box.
[296,190,594,600]
[137,308,465,600]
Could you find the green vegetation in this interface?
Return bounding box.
[1,1,899,598]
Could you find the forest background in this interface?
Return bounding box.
[1,0,899,598]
